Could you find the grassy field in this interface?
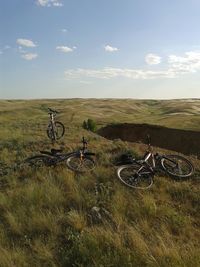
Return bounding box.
[0,99,200,267]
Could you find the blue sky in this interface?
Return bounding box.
[0,0,200,99]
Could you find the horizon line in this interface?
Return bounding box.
[0,97,200,101]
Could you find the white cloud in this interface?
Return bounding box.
[145,53,161,65]
[104,45,119,52]
[168,51,200,74]
[64,67,173,80]
[37,0,48,6]
[0,51,3,55]
[21,53,38,60]
[56,46,75,53]
[61,29,67,33]
[53,2,63,6]
[16,38,37,48]
[64,51,200,80]
[36,0,63,7]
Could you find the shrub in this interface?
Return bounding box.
[82,119,97,132]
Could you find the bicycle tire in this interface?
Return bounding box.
[161,155,194,178]
[66,155,95,172]
[117,163,153,189]
[24,155,52,168]
[47,121,65,141]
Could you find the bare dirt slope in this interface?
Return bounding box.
[98,123,200,157]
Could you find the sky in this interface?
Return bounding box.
[0,0,200,99]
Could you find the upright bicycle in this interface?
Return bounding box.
[47,108,65,141]
[117,135,194,189]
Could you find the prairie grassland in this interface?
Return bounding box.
[0,99,199,267]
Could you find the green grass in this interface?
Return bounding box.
[0,99,199,267]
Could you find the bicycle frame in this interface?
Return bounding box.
[141,144,156,169]
[50,112,55,123]
[134,153,154,176]
[137,149,181,177]
[142,135,179,170]
[49,112,55,126]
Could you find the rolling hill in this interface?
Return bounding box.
[0,99,199,267]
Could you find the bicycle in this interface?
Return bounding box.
[116,135,194,189]
[46,108,65,141]
[25,137,96,173]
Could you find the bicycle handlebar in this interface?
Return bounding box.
[48,108,58,114]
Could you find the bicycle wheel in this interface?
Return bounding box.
[24,155,51,168]
[66,155,95,172]
[54,121,65,140]
[47,121,65,141]
[117,163,153,189]
[161,155,194,178]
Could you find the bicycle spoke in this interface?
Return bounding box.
[117,164,153,189]
[161,155,194,178]
[67,155,95,172]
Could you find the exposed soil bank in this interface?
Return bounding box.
[98,123,200,157]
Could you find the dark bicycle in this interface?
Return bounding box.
[25,137,96,173]
[47,108,65,141]
[117,135,194,189]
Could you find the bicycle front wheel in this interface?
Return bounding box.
[54,121,65,140]
[117,163,153,189]
[161,155,194,178]
[66,155,95,172]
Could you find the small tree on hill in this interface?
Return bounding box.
[82,119,97,132]
[87,119,97,132]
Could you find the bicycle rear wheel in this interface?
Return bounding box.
[47,121,65,141]
[117,163,153,189]
[161,155,194,178]
[24,155,51,168]
[66,155,95,172]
